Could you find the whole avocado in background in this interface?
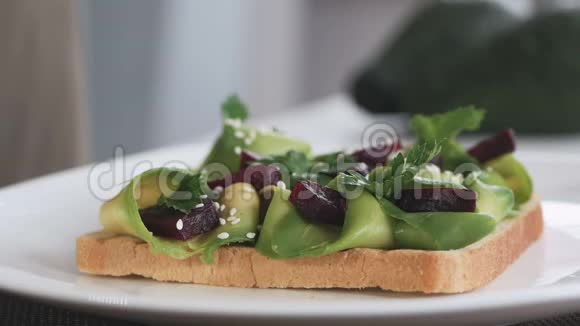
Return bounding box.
[352,0,519,115]
[352,1,580,133]
[426,10,580,133]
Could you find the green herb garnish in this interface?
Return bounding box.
[410,106,484,170]
[157,171,209,213]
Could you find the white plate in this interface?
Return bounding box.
[1,143,580,326]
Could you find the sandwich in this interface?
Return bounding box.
[77,96,541,293]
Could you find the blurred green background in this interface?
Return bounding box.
[353,0,580,133]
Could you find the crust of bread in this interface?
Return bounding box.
[76,196,543,293]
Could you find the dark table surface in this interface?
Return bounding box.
[1,290,578,326]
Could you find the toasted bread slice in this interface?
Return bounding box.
[76,196,543,293]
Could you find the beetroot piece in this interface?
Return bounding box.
[289,181,347,226]
[468,129,516,163]
[395,188,477,213]
[140,198,220,240]
[351,141,402,168]
[240,150,262,167]
[240,165,282,191]
[207,165,281,192]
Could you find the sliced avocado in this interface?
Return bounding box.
[256,186,338,258]
[393,221,436,250]
[381,198,496,250]
[199,182,260,262]
[100,169,205,259]
[478,168,509,188]
[393,211,496,250]
[247,130,311,158]
[323,191,395,252]
[203,127,311,173]
[465,171,514,222]
[218,183,260,231]
[485,154,533,205]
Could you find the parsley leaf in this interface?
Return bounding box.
[256,150,310,174]
[410,106,485,142]
[255,150,365,187]
[202,95,249,171]
[337,170,369,187]
[382,141,442,198]
[313,151,361,175]
[255,150,311,186]
[337,141,442,200]
[410,107,484,170]
[157,171,209,213]
[222,95,249,122]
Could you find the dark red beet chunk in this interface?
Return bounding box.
[468,129,516,163]
[351,141,402,168]
[140,198,220,240]
[395,188,477,213]
[289,181,347,226]
[240,150,262,167]
[207,165,281,192]
[239,165,282,191]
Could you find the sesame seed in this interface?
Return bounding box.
[229,208,237,215]
[219,218,226,225]
[220,204,226,211]
[200,194,208,199]
[234,146,242,155]
[176,219,183,230]
[234,130,245,139]
[244,138,252,145]
[213,202,220,209]
[227,216,236,221]
[217,232,229,240]
[214,186,224,194]
[276,181,286,190]
[231,218,240,225]
[246,232,256,239]
[195,203,204,208]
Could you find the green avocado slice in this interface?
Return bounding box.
[100,168,260,263]
[318,190,395,254]
[382,198,496,250]
[256,186,395,259]
[201,96,311,173]
[255,187,339,258]
[203,126,311,173]
[485,154,533,205]
[465,170,514,222]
